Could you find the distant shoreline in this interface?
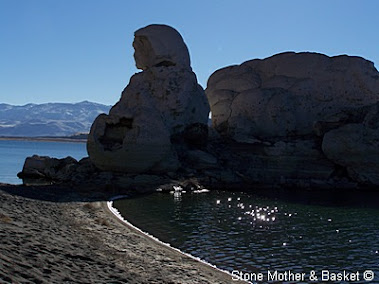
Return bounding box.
[0,136,87,143]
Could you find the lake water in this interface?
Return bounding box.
[2,139,378,282]
[114,190,379,282]
[0,140,87,184]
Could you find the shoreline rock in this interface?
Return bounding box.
[17,25,379,193]
[205,51,379,189]
[87,24,209,174]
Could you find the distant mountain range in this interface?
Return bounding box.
[0,101,111,137]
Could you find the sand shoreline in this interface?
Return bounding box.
[0,184,243,283]
[106,196,235,278]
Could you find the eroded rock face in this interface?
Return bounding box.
[206,52,379,140]
[206,52,379,186]
[88,24,209,173]
[133,24,191,70]
[110,65,209,135]
[18,155,79,181]
[87,112,174,173]
[322,103,379,185]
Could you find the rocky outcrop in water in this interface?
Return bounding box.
[17,26,379,192]
[18,155,84,183]
[17,155,100,184]
[206,52,379,139]
[87,24,210,173]
[206,52,379,187]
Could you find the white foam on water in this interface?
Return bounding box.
[192,189,210,193]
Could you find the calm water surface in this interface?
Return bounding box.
[114,190,379,281]
[0,140,87,184]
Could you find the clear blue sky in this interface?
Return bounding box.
[1,0,378,106]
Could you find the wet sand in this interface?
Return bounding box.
[0,184,242,283]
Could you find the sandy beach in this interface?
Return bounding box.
[0,184,241,283]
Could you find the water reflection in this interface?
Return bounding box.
[114,190,379,280]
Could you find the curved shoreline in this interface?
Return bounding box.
[106,195,241,282]
[0,184,243,283]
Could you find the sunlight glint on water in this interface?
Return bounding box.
[114,190,379,279]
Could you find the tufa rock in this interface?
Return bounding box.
[110,65,209,136]
[133,24,191,70]
[18,155,78,182]
[322,103,379,185]
[205,52,379,187]
[206,52,379,140]
[87,111,173,173]
[21,34,379,191]
[87,24,210,173]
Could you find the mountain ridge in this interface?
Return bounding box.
[0,101,111,137]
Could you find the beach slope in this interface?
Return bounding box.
[0,184,238,283]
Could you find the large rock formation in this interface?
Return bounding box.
[206,52,379,187]
[87,24,210,173]
[207,52,379,140]
[17,32,379,192]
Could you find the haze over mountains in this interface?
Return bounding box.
[0,101,111,137]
